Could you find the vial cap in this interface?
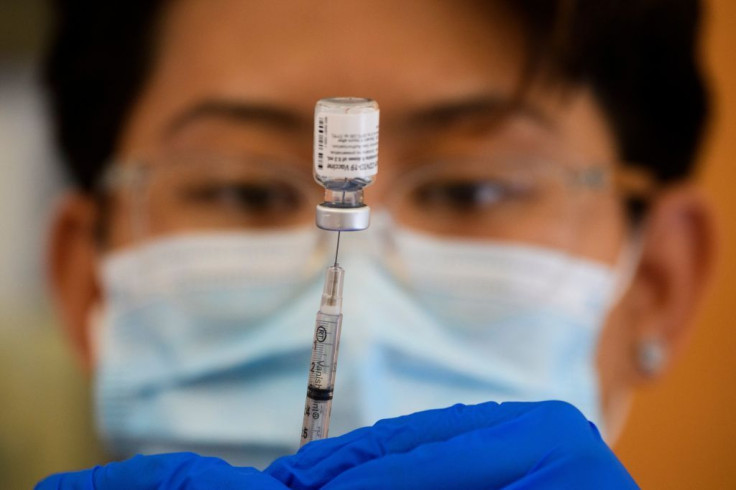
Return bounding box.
[315,203,371,231]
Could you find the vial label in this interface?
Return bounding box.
[314,111,379,179]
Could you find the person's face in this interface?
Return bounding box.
[114,0,625,258]
[49,0,716,443]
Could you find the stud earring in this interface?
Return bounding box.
[636,337,667,377]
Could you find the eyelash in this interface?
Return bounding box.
[180,181,304,213]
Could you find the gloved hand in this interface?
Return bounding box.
[266,400,639,489]
[35,452,289,490]
[36,401,638,489]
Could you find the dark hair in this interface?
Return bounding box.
[43,0,166,191]
[44,0,709,192]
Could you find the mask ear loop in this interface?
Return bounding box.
[608,222,647,309]
[97,161,153,305]
[607,221,669,377]
[89,162,149,361]
[607,162,660,308]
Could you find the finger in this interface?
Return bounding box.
[503,447,638,490]
[266,401,583,489]
[36,453,289,490]
[321,402,624,490]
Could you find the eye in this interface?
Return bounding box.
[411,179,528,212]
[181,180,305,215]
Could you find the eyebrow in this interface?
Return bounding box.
[405,95,553,130]
[164,94,552,138]
[165,99,310,136]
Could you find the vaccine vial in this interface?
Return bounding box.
[314,97,379,231]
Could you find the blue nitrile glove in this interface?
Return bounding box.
[266,401,639,490]
[35,452,289,490]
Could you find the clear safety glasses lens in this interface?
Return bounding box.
[384,155,611,251]
[103,153,322,241]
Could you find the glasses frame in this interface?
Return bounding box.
[95,150,659,248]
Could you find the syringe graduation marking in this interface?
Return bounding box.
[301,285,343,445]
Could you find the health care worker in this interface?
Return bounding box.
[38,0,715,487]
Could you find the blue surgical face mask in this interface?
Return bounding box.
[93,223,621,468]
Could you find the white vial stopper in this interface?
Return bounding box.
[313,97,379,231]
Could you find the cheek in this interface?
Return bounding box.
[559,104,627,263]
[597,301,636,383]
[573,193,629,264]
[594,299,639,443]
[100,193,141,250]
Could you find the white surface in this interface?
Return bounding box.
[0,62,63,316]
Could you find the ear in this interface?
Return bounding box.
[47,192,102,371]
[625,183,718,382]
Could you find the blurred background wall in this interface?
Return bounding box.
[0,1,102,489]
[0,0,733,488]
[616,0,736,487]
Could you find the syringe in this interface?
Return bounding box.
[300,97,379,445]
[300,233,344,445]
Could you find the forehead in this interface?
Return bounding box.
[119,0,616,167]
[160,0,523,100]
[120,0,532,148]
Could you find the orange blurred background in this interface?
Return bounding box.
[615,0,736,487]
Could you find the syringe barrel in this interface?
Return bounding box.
[300,265,346,446]
[301,310,343,445]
